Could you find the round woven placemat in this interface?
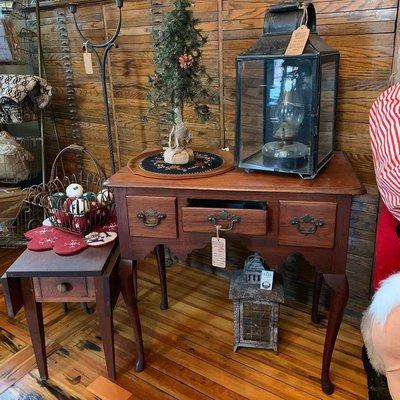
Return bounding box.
[128,148,234,180]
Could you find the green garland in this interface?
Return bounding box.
[147,0,212,123]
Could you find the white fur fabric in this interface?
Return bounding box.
[361,272,400,375]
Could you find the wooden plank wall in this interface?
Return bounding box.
[37,0,394,319]
[39,0,397,183]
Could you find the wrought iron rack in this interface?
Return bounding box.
[69,0,123,174]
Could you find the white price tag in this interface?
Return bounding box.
[83,51,93,74]
[211,237,226,268]
[260,270,274,290]
[285,25,310,56]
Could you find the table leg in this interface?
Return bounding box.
[312,272,323,324]
[20,278,48,380]
[94,277,116,380]
[155,244,168,310]
[119,259,145,372]
[321,274,349,395]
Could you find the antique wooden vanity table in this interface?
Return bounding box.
[106,151,365,395]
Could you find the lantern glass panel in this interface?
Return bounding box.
[237,57,316,176]
[318,57,337,164]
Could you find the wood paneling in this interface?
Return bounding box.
[0,248,367,399]
[38,0,396,185]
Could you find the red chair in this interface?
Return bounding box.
[373,202,400,291]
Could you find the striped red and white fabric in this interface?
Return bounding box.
[370,83,400,221]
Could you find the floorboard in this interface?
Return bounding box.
[0,248,367,400]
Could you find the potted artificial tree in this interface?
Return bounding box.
[147,0,211,165]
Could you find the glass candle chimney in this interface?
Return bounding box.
[234,2,339,178]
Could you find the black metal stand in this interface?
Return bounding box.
[69,0,123,174]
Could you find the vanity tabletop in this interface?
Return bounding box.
[106,151,365,196]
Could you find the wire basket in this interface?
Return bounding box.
[24,144,115,236]
[0,2,37,65]
[0,192,43,247]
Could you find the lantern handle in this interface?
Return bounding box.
[263,2,316,34]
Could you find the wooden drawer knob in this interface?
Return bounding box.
[57,283,71,293]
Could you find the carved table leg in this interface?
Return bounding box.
[155,244,169,310]
[312,271,323,324]
[20,278,48,380]
[119,259,145,372]
[133,259,138,298]
[94,276,116,380]
[321,274,349,395]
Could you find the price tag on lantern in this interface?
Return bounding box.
[212,225,226,268]
[285,25,310,56]
[260,270,274,291]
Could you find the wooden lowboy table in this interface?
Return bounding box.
[106,151,365,395]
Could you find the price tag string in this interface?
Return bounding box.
[300,4,308,27]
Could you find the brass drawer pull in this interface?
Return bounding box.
[57,283,71,293]
[207,210,241,231]
[290,215,324,235]
[137,208,166,228]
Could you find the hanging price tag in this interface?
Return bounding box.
[260,270,274,291]
[83,44,93,75]
[285,25,310,56]
[211,225,226,268]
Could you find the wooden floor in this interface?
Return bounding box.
[0,249,367,400]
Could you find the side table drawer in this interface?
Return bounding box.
[33,277,95,302]
[182,207,267,235]
[127,195,177,239]
[278,201,337,248]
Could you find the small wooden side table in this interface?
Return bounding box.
[1,243,144,380]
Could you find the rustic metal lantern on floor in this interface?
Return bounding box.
[229,255,284,352]
[234,1,339,178]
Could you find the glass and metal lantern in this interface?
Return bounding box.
[235,2,339,178]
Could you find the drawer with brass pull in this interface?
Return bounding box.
[278,201,337,248]
[182,207,267,235]
[33,277,95,302]
[127,195,177,238]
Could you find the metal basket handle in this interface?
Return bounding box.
[50,144,106,181]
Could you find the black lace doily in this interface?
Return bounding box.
[140,151,224,176]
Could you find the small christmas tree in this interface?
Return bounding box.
[147,0,211,164]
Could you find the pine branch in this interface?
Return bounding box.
[147,0,211,124]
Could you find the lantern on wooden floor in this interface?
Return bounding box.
[234,2,339,178]
[229,254,284,352]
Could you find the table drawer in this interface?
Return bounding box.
[182,207,267,235]
[127,195,177,238]
[33,276,95,302]
[278,201,337,248]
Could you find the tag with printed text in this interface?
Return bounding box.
[211,237,226,268]
[285,25,310,56]
[260,270,274,290]
[83,52,94,74]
